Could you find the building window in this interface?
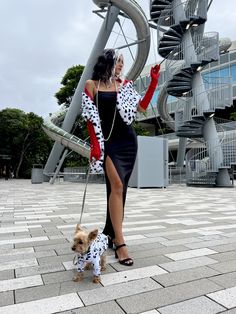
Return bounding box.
[220,53,229,64]
[219,67,229,77]
[230,52,236,62]
[230,64,236,82]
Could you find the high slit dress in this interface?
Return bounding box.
[95,91,137,240]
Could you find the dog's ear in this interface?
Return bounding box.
[75,224,82,232]
[88,229,98,241]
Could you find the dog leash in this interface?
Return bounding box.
[73,163,91,266]
[79,163,91,225]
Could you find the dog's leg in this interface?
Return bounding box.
[100,254,107,271]
[93,275,101,283]
[73,272,83,282]
[84,262,92,270]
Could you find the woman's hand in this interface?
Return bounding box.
[150,64,160,82]
[138,64,161,112]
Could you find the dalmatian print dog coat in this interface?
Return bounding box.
[75,233,108,277]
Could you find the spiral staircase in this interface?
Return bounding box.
[150,0,235,186]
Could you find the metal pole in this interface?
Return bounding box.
[49,149,68,185]
[44,5,120,177]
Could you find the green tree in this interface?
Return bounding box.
[55,64,88,167]
[55,65,84,107]
[133,122,150,136]
[230,112,236,121]
[0,108,52,178]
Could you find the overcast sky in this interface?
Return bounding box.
[0,0,235,118]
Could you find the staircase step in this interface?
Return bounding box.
[167,85,191,92]
[168,81,192,87]
[159,40,181,46]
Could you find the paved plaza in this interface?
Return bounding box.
[0,179,236,313]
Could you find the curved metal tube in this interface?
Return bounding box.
[93,0,150,80]
[43,114,90,159]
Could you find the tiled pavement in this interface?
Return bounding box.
[0,179,236,313]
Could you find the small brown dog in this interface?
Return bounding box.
[71,224,108,283]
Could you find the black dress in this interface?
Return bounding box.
[95,91,137,240]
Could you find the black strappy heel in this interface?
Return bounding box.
[115,244,133,266]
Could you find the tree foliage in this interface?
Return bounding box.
[133,122,150,136]
[0,108,52,178]
[54,64,88,167]
[230,112,236,121]
[55,65,84,107]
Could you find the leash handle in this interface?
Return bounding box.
[79,163,91,224]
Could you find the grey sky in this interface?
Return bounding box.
[0,1,235,118]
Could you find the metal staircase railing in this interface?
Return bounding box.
[175,77,232,120]
[185,123,236,185]
[165,32,219,82]
[156,0,208,58]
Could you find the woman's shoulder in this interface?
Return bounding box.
[85,79,96,87]
[84,80,97,99]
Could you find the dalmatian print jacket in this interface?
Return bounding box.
[82,80,141,173]
[76,233,108,276]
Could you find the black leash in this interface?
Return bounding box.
[79,163,91,225]
[73,164,91,266]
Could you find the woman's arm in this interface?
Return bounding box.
[84,79,95,99]
[137,64,160,113]
[83,80,101,161]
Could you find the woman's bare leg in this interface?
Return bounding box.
[105,156,132,262]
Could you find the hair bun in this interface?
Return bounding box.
[104,49,115,62]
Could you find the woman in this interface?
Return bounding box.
[82,49,160,266]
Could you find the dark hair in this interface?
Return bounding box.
[91,49,116,82]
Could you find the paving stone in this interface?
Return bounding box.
[219,309,236,314]
[59,300,126,314]
[116,279,222,314]
[112,255,171,271]
[0,270,14,280]
[158,296,226,313]
[165,248,218,261]
[0,247,34,257]
[101,265,167,286]
[210,272,236,289]
[159,256,217,272]
[0,291,14,307]
[0,258,38,271]
[37,253,74,265]
[153,266,219,287]
[185,238,236,250]
[0,275,43,292]
[15,262,65,277]
[0,293,83,314]
[0,250,56,263]
[33,242,70,252]
[0,236,48,246]
[15,278,101,303]
[210,251,236,262]
[79,278,161,305]
[42,269,75,284]
[209,260,236,274]
[15,237,68,249]
[207,286,236,308]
